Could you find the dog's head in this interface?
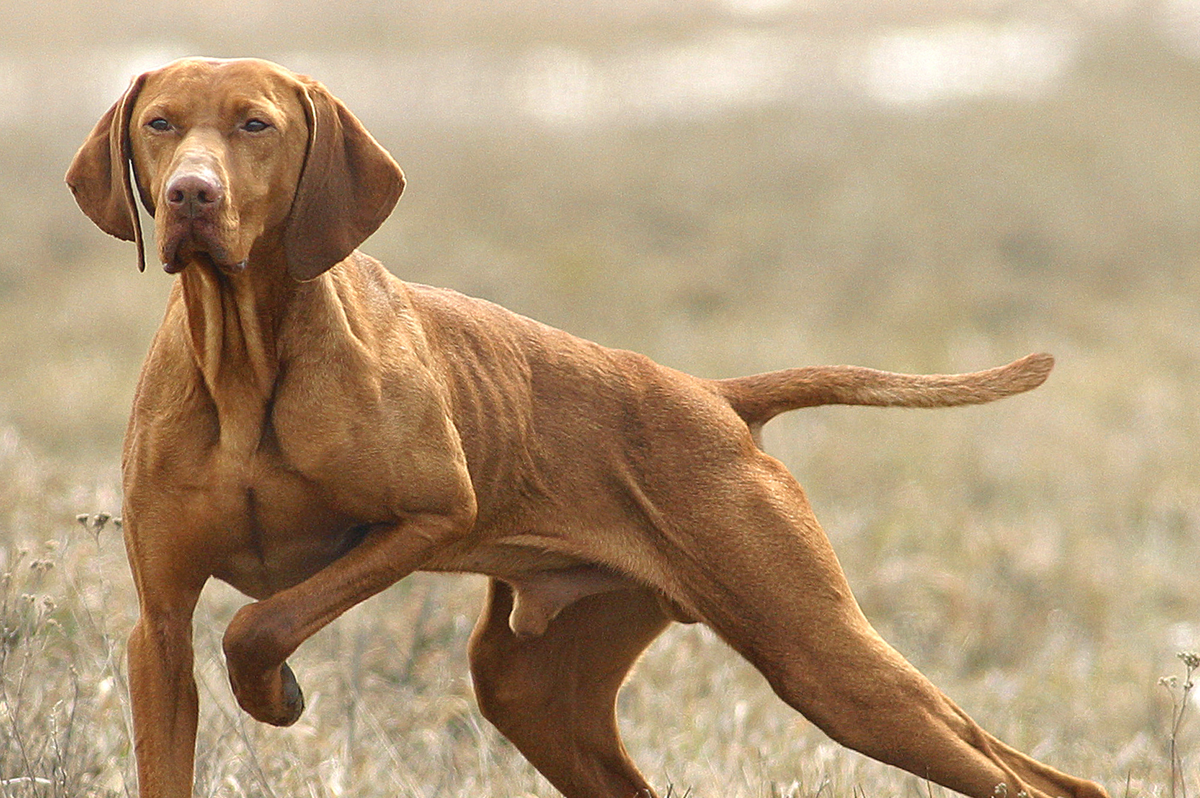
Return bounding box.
[66,57,404,281]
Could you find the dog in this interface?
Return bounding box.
[66,57,1108,798]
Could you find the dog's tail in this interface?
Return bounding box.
[714,352,1053,433]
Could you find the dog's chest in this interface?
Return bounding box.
[194,448,369,599]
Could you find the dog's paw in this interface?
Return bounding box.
[228,660,306,727]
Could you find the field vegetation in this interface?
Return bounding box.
[1,1,1199,796]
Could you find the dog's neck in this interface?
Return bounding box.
[177,254,293,455]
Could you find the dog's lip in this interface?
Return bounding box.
[160,217,241,274]
[163,252,247,275]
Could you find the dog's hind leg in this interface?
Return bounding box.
[668,453,1107,798]
[468,579,669,798]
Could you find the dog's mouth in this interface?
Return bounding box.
[160,218,246,275]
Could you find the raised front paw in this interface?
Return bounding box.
[227,658,306,727]
[223,603,306,726]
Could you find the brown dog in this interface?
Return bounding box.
[66,57,1107,798]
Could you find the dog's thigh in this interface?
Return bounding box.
[468,579,669,798]
[666,455,1103,798]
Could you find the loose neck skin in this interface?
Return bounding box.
[177,245,295,456]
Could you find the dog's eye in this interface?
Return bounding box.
[241,118,272,133]
[147,118,172,132]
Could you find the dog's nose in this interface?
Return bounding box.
[165,170,224,217]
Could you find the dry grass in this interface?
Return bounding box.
[3,2,1200,796]
[2,452,1196,797]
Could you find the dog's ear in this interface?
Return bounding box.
[286,80,404,282]
[65,73,149,272]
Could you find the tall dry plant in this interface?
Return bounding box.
[1160,651,1200,798]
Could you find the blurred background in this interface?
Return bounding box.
[3,1,1200,796]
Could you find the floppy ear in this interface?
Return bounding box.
[65,73,149,272]
[286,80,405,282]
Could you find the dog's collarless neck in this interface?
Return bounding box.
[177,258,293,454]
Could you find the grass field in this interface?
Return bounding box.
[2,2,1200,796]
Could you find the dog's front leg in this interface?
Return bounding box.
[222,509,473,726]
[126,581,204,798]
